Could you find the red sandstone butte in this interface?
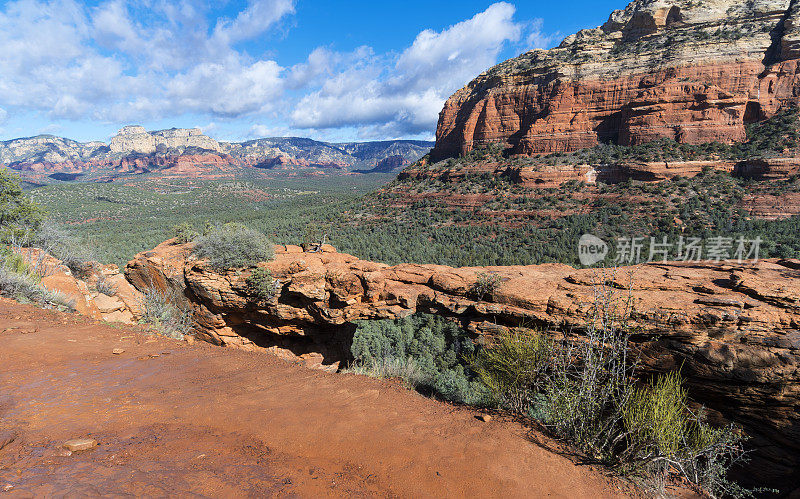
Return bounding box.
[432,0,800,159]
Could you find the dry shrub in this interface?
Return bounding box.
[193,223,273,270]
[471,280,760,497]
[139,287,192,340]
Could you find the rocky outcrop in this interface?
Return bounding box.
[10,239,798,489]
[122,239,800,490]
[17,248,143,323]
[402,155,793,187]
[124,240,192,310]
[0,135,107,169]
[432,0,800,159]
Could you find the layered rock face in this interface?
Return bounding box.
[433,0,800,158]
[109,126,221,154]
[122,239,800,491]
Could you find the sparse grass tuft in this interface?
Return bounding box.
[345,357,429,389]
[35,221,96,278]
[95,274,118,296]
[139,287,192,340]
[471,271,502,300]
[0,259,74,310]
[470,328,552,413]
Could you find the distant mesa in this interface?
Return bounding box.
[110,125,221,155]
[376,155,409,171]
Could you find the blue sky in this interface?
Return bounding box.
[0,0,624,143]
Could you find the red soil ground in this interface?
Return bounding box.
[0,297,627,497]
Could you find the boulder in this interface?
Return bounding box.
[63,438,97,452]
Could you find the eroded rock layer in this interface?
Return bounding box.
[433,0,800,158]
[123,239,800,491]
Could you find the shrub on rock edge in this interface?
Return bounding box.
[193,223,274,270]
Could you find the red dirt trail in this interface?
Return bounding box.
[0,297,627,497]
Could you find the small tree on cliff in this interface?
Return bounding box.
[0,168,45,243]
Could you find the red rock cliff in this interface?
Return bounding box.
[433,0,800,159]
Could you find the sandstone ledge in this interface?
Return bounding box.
[122,239,800,489]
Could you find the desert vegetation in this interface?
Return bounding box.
[137,286,192,340]
[0,168,45,241]
[172,222,200,244]
[346,314,487,405]
[245,267,279,302]
[0,169,73,309]
[193,222,274,270]
[468,287,755,498]
[469,271,502,300]
[34,220,97,278]
[346,286,759,497]
[370,171,800,266]
[0,251,73,309]
[28,173,393,267]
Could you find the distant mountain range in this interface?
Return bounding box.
[0,125,433,182]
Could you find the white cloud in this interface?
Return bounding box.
[92,1,143,53]
[249,124,273,137]
[91,1,279,71]
[199,122,218,135]
[525,19,559,50]
[38,123,62,135]
[0,0,293,123]
[212,0,295,46]
[393,2,521,93]
[0,0,554,140]
[0,108,7,125]
[286,46,364,89]
[249,123,294,138]
[291,2,534,138]
[167,58,284,117]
